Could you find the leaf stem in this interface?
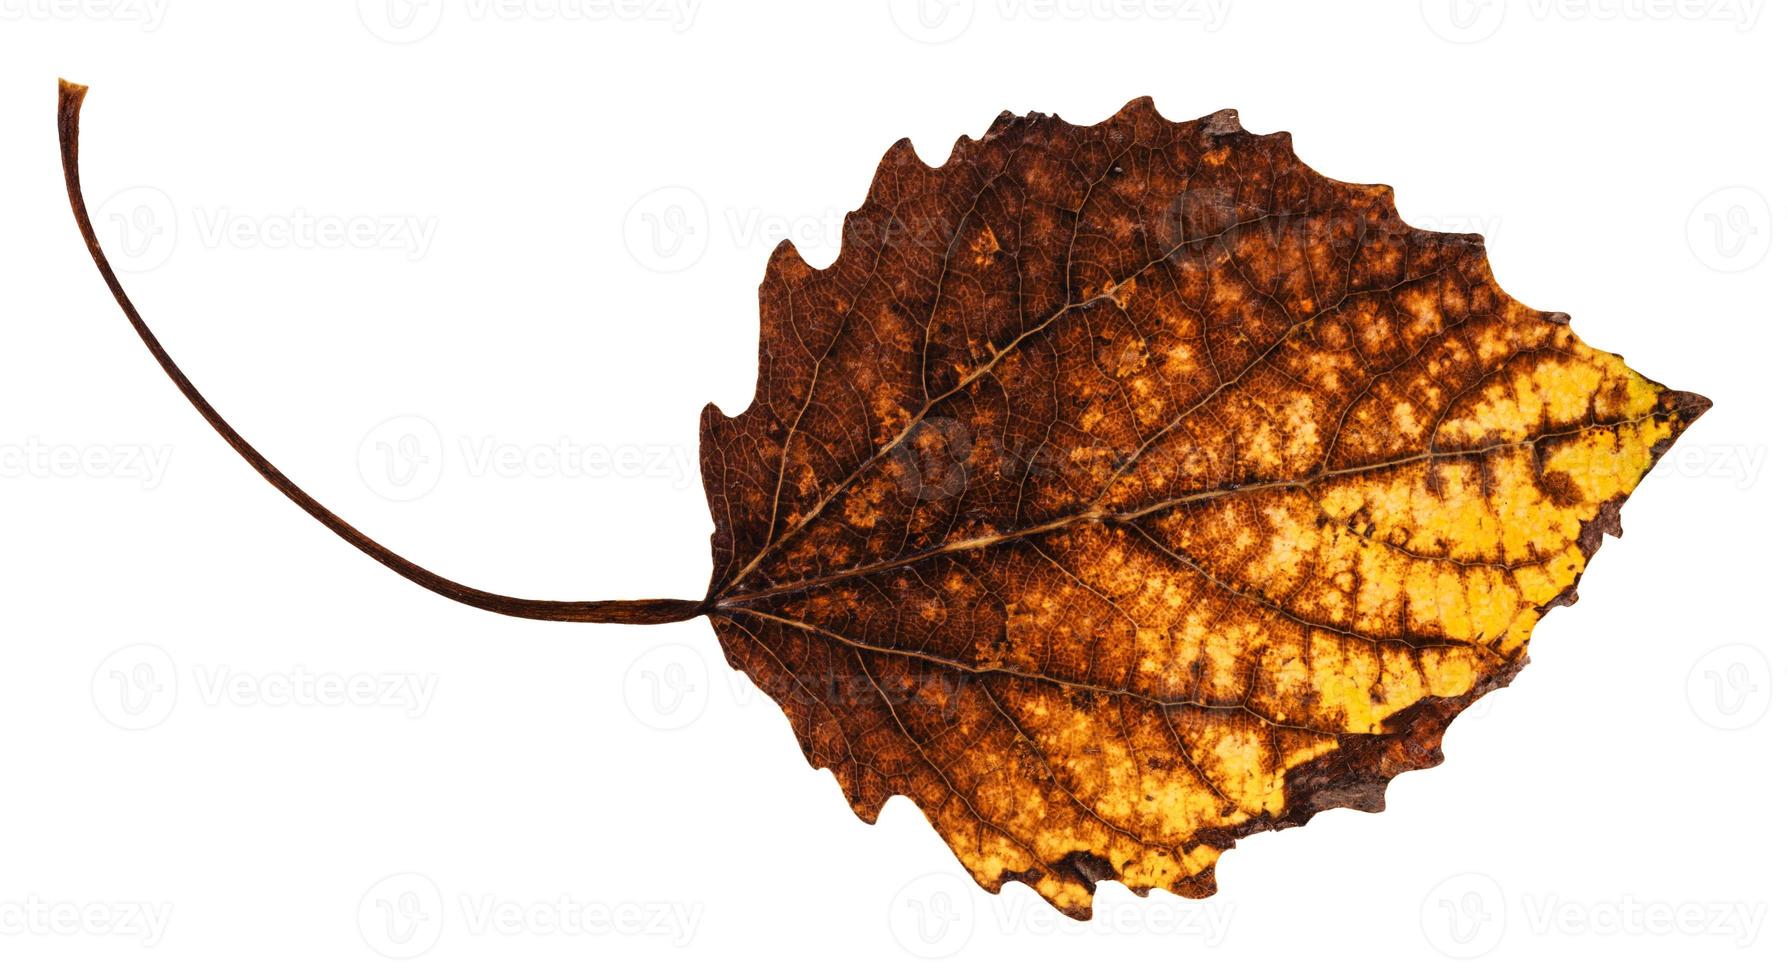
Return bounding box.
[55,80,706,627]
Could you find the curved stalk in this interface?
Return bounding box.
[56,80,705,626]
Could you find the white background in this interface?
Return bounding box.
[0,1,1779,975]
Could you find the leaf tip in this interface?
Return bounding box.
[1665,388,1713,422]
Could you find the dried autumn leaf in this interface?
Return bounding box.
[694,100,1707,917]
[59,84,1707,920]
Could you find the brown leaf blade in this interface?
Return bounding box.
[701,99,1704,918]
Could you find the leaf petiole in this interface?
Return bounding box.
[56,80,705,627]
